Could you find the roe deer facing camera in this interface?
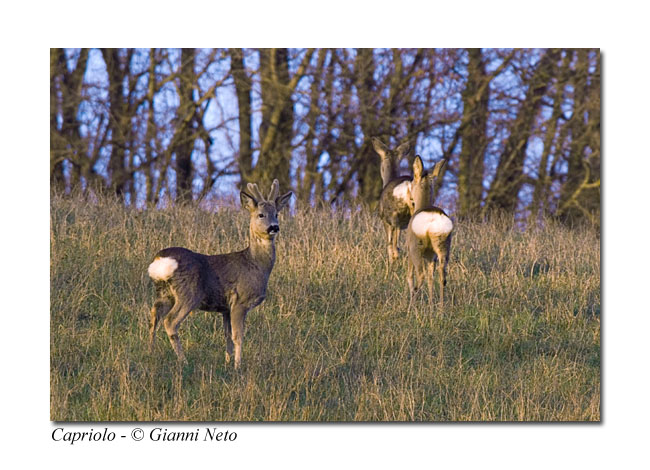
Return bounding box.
[405,156,453,310]
[147,179,292,369]
[372,137,412,266]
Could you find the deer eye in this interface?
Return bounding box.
[258,213,265,218]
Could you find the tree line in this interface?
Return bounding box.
[50,48,600,225]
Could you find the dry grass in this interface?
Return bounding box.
[50,192,600,421]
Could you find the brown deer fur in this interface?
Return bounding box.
[405,156,453,310]
[147,179,292,369]
[372,137,412,265]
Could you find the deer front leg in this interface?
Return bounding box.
[230,305,248,370]
[222,311,234,364]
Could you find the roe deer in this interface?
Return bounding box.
[372,137,411,266]
[405,156,453,311]
[147,179,292,369]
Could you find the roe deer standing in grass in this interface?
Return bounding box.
[147,179,292,369]
[405,156,453,310]
[372,137,412,266]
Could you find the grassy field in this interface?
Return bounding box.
[50,191,600,421]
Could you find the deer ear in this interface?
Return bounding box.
[396,141,410,158]
[275,191,293,212]
[240,190,258,212]
[413,155,424,181]
[431,159,448,179]
[371,137,388,160]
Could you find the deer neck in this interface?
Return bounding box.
[248,228,276,273]
[413,188,431,213]
[380,159,397,188]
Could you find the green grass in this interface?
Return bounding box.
[50,192,600,421]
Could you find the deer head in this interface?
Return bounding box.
[372,137,410,187]
[407,156,447,214]
[240,179,293,241]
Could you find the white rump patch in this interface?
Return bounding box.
[147,257,178,281]
[392,181,412,203]
[411,211,453,238]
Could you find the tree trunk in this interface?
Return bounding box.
[299,49,328,204]
[457,48,489,218]
[103,48,131,200]
[144,48,157,204]
[355,48,382,205]
[231,48,254,188]
[529,51,570,222]
[557,49,600,226]
[50,48,65,192]
[51,48,89,191]
[174,48,197,203]
[484,49,559,215]
[256,48,294,191]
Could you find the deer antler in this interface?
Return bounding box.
[246,182,265,202]
[267,179,280,201]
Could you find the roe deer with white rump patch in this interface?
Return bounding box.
[147,179,292,369]
[371,137,411,266]
[405,156,453,310]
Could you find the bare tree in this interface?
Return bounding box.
[50,48,90,191]
[457,48,490,218]
[231,48,254,187]
[484,49,560,215]
[556,49,600,226]
[50,48,600,226]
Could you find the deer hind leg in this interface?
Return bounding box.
[163,297,200,363]
[426,259,436,306]
[432,237,451,310]
[222,311,234,364]
[407,258,424,310]
[391,227,400,261]
[436,257,446,309]
[440,236,452,304]
[407,246,425,308]
[150,297,173,352]
[415,259,425,293]
[384,221,396,265]
[407,257,415,308]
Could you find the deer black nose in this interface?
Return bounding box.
[267,225,279,234]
